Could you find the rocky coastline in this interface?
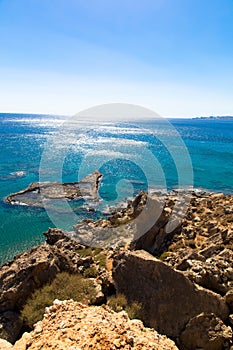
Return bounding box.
[0,189,233,349]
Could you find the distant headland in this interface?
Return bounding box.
[193,115,233,120]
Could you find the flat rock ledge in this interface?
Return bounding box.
[6,170,102,207]
[13,300,177,350]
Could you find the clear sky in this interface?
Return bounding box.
[0,0,233,117]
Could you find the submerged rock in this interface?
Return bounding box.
[6,170,102,207]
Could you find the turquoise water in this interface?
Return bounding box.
[0,114,232,263]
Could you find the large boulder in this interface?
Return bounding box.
[0,230,94,313]
[112,250,229,338]
[0,243,60,312]
[179,313,232,350]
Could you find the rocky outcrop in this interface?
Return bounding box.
[1,190,233,348]
[74,190,233,257]
[0,243,60,313]
[0,228,111,343]
[73,190,170,248]
[179,313,232,350]
[156,192,233,301]
[13,300,178,350]
[6,170,102,206]
[112,250,229,340]
[72,191,148,248]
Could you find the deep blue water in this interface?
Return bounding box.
[0,113,232,264]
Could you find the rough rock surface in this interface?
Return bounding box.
[6,170,102,206]
[160,192,233,298]
[0,311,23,343]
[0,228,111,342]
[1,190,233,348]
[0,228,104,313]
[179,313,232,350]
[112,250,229,339]
[14,300,178,350]
[0,338,13,349]
[0,243,60,313]
[73,190,166,248]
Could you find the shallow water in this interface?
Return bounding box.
[0,114,232,263]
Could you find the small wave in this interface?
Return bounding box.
[10,171,27,178]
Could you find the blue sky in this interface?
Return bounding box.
[0,0,233,117]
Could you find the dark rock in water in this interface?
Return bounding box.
[6,170,102,207]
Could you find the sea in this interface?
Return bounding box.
[0,113,232,264]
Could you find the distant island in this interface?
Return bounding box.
[193,115,233,120]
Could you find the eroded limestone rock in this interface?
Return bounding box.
[112,250,229,338]
[179,313,232,350]
[14,300,178,350]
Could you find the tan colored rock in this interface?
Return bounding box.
[0,230,96,314]
[0,243,60,312]
[179,313,232,350]
[0,338,12,349]
[113,250,229,338]
[14,300,177,350]
[13,332,32,350]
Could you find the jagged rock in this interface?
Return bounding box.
[225,290,233,312]
[112,250,229,338]
[91,279,105,305]
[0,243,60,312]
[0,233,98,313]
[6,170,102,207]
[229,314,233,325]
[179,313,232,350]
[0,338,13,349]
[168,248,233,295]
[1,190,233,346]
[0,229,111,341]
[0,311,22,343]
[44,228,67,245]
[72,191,148,248]
[14,300,178,350]
[72,191,169,249]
